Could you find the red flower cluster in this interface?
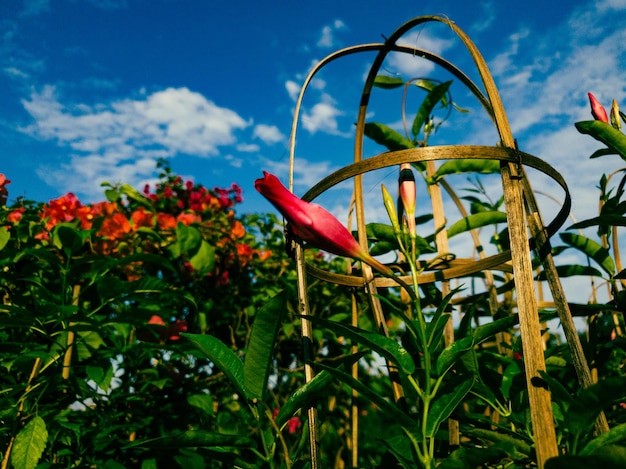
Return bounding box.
[0,174,10,206]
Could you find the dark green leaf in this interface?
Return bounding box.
[580,423,626,455]
[426,377,474,437]
[125,430,255,449]
[535,264,604,280]
[183,333,246,399]
[412,81,452,138]
[566,376,626,436]
[305,316,415,374]
[243,290,287,400]
[559,232,615,276]
[364,122,414,151]
[187,394,214,415]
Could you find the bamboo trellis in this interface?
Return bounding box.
[287,15,605,469]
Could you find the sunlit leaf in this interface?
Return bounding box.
[364,122,414,151]
[0,226,10,251]
[373,75,404,89]
[183,333,246,399]
[412,80,452,138]
[580,422,626,455]
[446,211,508,238]
[11,416,48,469]
[575,120,626,161]
[426,159,501,184]
[189,240,215,275]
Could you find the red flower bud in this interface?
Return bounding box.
[255,172,391,275]
[588,92,609,123]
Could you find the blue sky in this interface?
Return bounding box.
[1,0,625,235]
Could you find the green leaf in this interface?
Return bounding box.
[183,333,246,399]
[446,211,508,239]
[119,183,153,209]
[373,75,405,89]
[315,362,415,428]
[546,446,626,469]
[412,80,452,138]
[436,315,518,375]
[276,369,335,427]
[566,376,626,436]
[305,316,415,374]
[426,377,474,437]
[535,264,604,280]
[575,120,626,160]
[0,226,10,251]
[53,224,87,255]
[175,223,201,255]
[125,430,255,449]
[426,159,501,184]
[187,394,214,415]
[559,232,615,276]
[580,422,626,455]
[188,240,215,275]
[11,416,48,469]
[243,290,287,400]
[364,122,414,151]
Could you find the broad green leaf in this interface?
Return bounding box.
[373,75,404,89]
[438,444,511,469]
[580,422,626,455]
[426,159,501,184]
[559,232,615,276]
[315,362,415,428]
[412,80,452,138]
[53,224,88,255]
[243,290,287,400]
[11,416,48,469]
[426,377,474,437]
[183,333,246,399]
[464,427,532,455]
[189,240,215,275]
[566,376,626,436]
[175,223,201,255]
[125,430,254,449]
[305,316,415,374]
[436,315,518,375]
[546,447,626,469]
[379,434,418,468]
[364,122,414,151]
[187,394,214,415]
[575,120,626,160]
[0,226,10,251]
[86,365,114,392]
[119,183,153,209]
[446,211,508,239]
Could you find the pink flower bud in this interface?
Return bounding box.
[588,92,609,123]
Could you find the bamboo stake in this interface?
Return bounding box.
[62,285,81,380]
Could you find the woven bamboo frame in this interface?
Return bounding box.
[287,15,604,468]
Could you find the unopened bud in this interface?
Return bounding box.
[611,99,621,130]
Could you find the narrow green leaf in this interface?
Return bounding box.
[580,423,626,455]
[364,122,414,151]
[316,362,415,428]
[11,416,48,469]
[412,81,452,138]
[575,120,626,160]
[276,368,336,427]
[436,315,518,375]
[566,376,626,436]
[426,159,501,184]
[373,75,405,89]
[535,264,604,280]
[183,333,246,399]
[426,377,474,437]
[559,232,615,276]
[243,290,287,400]
[446,211,508,239]
[125,430,255,449]
[305,316,415,374]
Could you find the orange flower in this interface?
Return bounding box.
[98,212,131,240]
[7,208,24,224]
[236,243,255,267]
[131,207,154,230]
[41,193,82,229]
[176,212,201,226]
[157,213,177,230]
[231,220,245,239]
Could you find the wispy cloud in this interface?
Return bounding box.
[317,19,347,49]
[21,86,250,198]
[301,93,347,135]
[386,31,455,76]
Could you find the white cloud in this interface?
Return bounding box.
[285,80,300,101]
[236,143,260,152]
[317,19,346,49]
[21,86,250,198]
[253,123,285,144]
[471,1,496,33]
[386,31,455,77]
[301,93,346,135]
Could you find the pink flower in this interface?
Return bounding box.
[588,92,609,123]
[0,174,10,205]
[398,164,416,238]
[255,171,391,274]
